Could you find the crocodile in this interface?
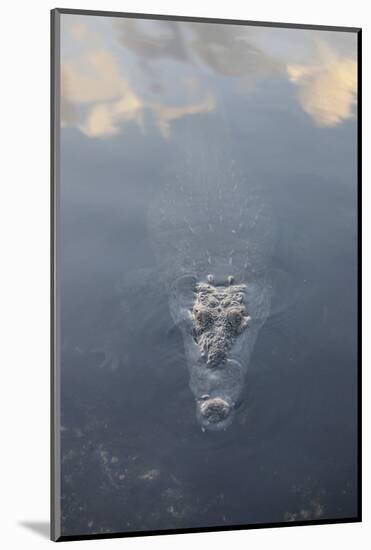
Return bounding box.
[148,118,273,430]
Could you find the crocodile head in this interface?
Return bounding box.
[169,272,270,431]
[192,276,250,368]
[188,275,250,430]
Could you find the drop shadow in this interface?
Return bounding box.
[18,521,49,539]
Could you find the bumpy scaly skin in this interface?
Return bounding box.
[191,278,251,368]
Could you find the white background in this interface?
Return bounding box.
[0,0,368,547]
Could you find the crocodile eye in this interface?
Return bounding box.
[194,308,212,327]
[227,309,244,328]
[207,297,219,308]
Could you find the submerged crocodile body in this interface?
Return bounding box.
[148,119,273,430]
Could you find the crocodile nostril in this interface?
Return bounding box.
[199,398,231,425]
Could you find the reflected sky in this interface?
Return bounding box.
[61,16,357,138]
[59,14,358,538]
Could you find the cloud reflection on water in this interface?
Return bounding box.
[287,44,357,127]
[114,19,281,77]
[114,19,188,63]
[60,16,357,139]
[61,45,215,138]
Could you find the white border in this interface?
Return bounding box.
[1,1,368,548]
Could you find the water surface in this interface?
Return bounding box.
[59,15,358,535]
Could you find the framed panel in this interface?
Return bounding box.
[51,8,361,542]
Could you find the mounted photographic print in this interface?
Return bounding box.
[51,8,361,541]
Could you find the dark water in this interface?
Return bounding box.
[59,17,358,536]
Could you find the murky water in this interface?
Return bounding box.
[58,15,358,536]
